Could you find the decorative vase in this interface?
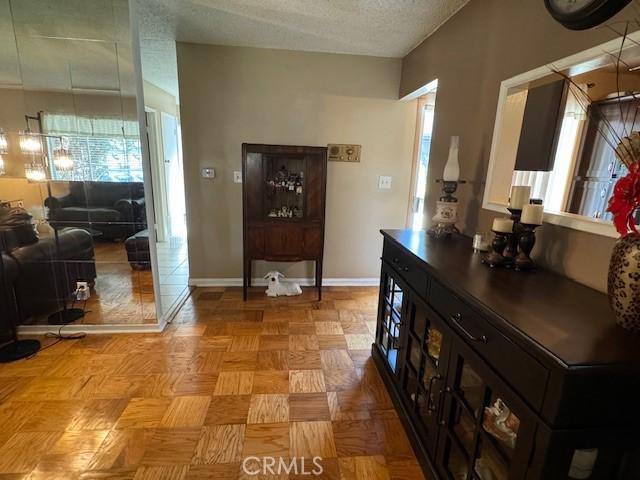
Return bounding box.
[608,234,640,332]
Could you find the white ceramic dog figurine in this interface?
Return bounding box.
[264,271,302,297]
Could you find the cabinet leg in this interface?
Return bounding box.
[243,259,250,301]
[316,258,323,301]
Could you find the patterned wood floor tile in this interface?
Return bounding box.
[184,463,240,479]
[140,428,201,466]
[287,352,322,370]
[242,422,289,456]
[256,351,290,371]
[344,335,374,351]
[220,352,259,372]
[204,395,251,425]
[0,287,426,480]
[213,372,254,396]
[332,420,384,457]
[87,429,156,470]
[258,335,289,351]
[247,394,289,424]
[317,335,348,350]
[133,464,189,480]
[115,398,171,429]
[0,432,62,473]
[252,371,290,394]
[191,425,245,464]
[289,393,331,422]
[159,396,211,428]
[289,335,319,351]
[314,322,344,335]
[289,421,336,458]
[338,456,390,480]
[227,336,260,352]
[289,370,326,394]
[320,350,355,370]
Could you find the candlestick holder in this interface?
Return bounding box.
[482,230,511,268]
[502,208,522,266]
[515,223,540,271]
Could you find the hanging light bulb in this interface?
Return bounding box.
[0,155,5,176]
[19,131,42,155]
[53,140,73,172]
[0,129,8,155]
[24,162,46,183]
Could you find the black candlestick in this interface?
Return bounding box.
[482,230,511,268]
[515,224,540,271]
[503,208,522,266]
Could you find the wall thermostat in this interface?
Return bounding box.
[328,144,361,162]
[201,167,215,179]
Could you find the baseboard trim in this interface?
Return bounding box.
[18,321,167,336]
[188,277,380,287]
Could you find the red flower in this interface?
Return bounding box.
[607,162,640,237]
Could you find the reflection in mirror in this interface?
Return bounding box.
[485,32,640,236]
[137,5,190,316]
[0,0,157,327]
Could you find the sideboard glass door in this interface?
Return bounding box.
[377,265,407,375]
[399,296,452,455]
[436,339,537,480]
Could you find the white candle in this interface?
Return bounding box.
[509,185,531,210]
[521,204,544,225]
[492,218,514,233]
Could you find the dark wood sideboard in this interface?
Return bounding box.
[374,229,640,480]
[242,144,327,301]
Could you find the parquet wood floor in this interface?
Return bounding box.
[0,287,425,479]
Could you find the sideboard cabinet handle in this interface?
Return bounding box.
[450,313,488,344]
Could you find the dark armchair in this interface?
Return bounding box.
[45,181,147,240]
[0,207,96,325]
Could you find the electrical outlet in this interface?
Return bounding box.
[378,175,392,189]
[233,171,242,183]
[76,281,90,301]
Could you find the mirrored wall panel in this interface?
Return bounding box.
[0,0,158,327]
[136,1,190,316]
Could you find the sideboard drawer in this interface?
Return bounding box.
[429,279,548,410]
[382,240,429,300]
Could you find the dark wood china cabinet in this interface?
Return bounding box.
[242,144,327,301]
[374,229,640,480]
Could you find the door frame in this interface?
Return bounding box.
[145,108,168,242]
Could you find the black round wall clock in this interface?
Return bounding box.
[544,0,632,30]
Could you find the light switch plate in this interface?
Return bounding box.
[201,167,215,179]
[379,175,392,189]
[233,171,242,183]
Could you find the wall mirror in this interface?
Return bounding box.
[483,31,640,238]
[0,0,160,329]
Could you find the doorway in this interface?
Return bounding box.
[408,81,438,230]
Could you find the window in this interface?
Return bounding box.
[409,81,438,230]
[43,113,143,182]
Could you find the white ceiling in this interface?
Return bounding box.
[136,0,470,98]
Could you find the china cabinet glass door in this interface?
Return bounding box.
[399,297,451,455]
[437,338,536,480]
[377,265,407,375]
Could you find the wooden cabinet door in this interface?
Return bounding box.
[302,225,322,259]
[436,337,537,480]
[265,225,303,259]
[246,226,265,258]
[304,154,326,221]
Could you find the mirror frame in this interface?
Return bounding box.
[482,30,640,239]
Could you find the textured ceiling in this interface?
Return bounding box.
[136,0,470,98]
